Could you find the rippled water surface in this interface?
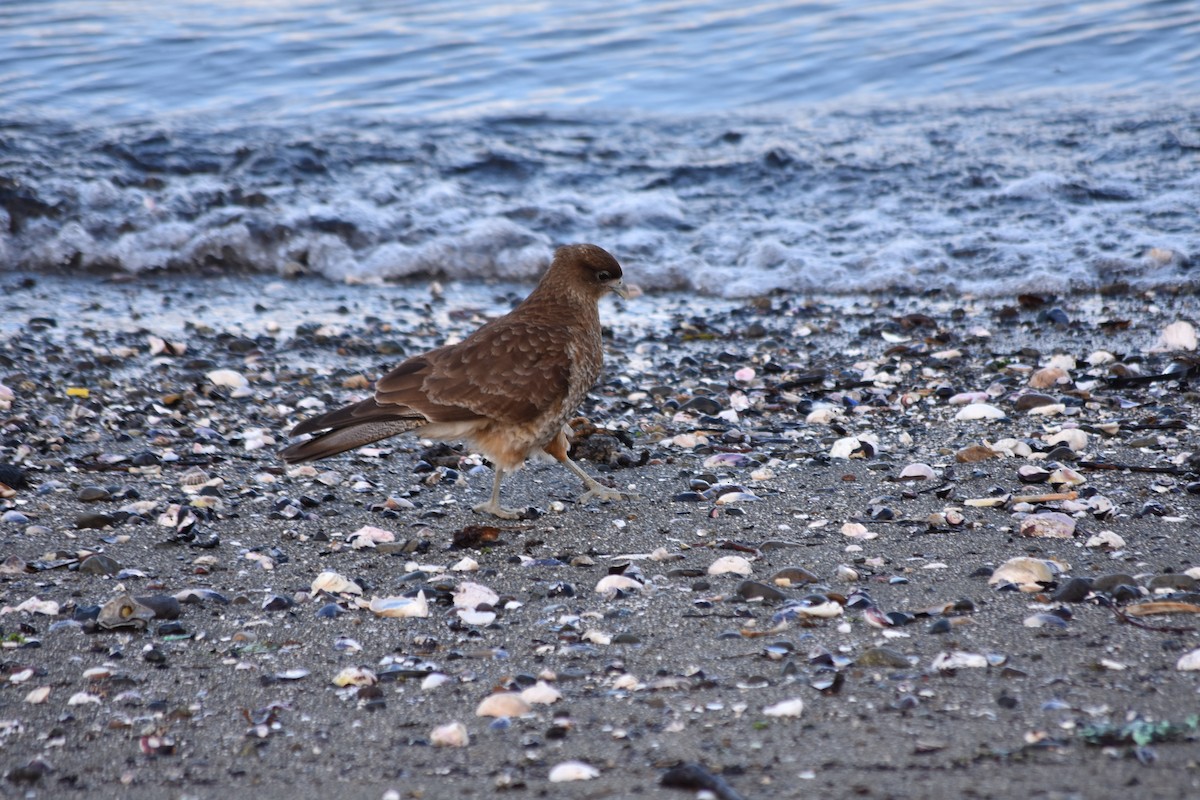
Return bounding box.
[1,1,1197,295]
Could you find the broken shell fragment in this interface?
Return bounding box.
[988,557,1068,591]
[898,463,936,481]
[548,761,600,782]
[708,556,753,576]
[762,698,805,718]
[475,692,531,718]
[332,667,377,687]
[594,575,644,596]
[366,592,430,618]
[954,403,1006,421]
[520,681,563,705]
[97,595,155,630]
[311,571,362,596]
[1019,512,1076,539]
[931,651,988,670]
[430,722,470,748]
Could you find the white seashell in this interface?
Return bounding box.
[988,557,1068,590]
[835,565,859,582]
[1019,512,1076,539]
[898,463,936,481]
[67,692,102,705]
[347,525,395,548]
[456,609,496,626]
[955,403,1006,421]
[1086,530,1125,549]
[1150,320,1197,352]
[582,629,612,645]
[1087,350,1116,366]
[8,668,33,684]
[367,591,430,618]
[520,681,563,705]
[948,391,990,405]
[805,405,843,424]
[611,674,640,690]
[422,673,450,690]
[1043,429,1088,451]
[24,686,50,704]
[931,651,988,670]
[451,557,479,572]
[548,761,600,782]
[715,491,759,505]
[430,722,470,748]
[734,367,756,382]
[829,436,862,459]
[1048,466,1085,487]
[8,597,60,616]
[205,368,249,389]
[797,601,843,618]
[1045,354,1077,370]
[1026,403,1066,416]
[840,522,877,541]
[475,692,531,718]
[1177,649,1200,671]
[453,582,499,610]
[708,556,753,576]
[332,667,377,687]
[594,575,644,596]
[310,571,362,596]
[762,698,805,718]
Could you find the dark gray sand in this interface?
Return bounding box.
[1,272,1199,800]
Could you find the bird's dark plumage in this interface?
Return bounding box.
[280,243,630,518]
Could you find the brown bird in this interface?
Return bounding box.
[280,243,630,519]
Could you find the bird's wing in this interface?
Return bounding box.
[375,319,572,425]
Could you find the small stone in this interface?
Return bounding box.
[762,698,805,718]
[78,554,121,575]
[548,761,600,782]
[1051,577,1092,603]
[857,647,912,668]
[76,486,111,502]
[736,580,786,603]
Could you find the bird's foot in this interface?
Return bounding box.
[577,483,636,505]
[472,500,526,520]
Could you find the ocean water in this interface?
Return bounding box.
[1,0,1198,296]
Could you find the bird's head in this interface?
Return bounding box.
[553,243,629,300]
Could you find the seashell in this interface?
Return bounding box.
[1048,466,1085,487]
[206,368,249,389]
[1177,649,1200,671]
[582,629,612,645]
[1086,530,1125,549]
[714,490,759,505]
[475,692,531,718]
[548,761,600,783]
[97,595,155,630]
[762,698,805,718]
[708,556,753,576]
[805,406,843,424]
[520,681,563,705]
[1023,613,1069,629]
[453,581,499,611]
[1150,320,1197,353]
[594,575,644,596]
[430,722,469,748]
[988,556,1068,590]
[1043,429,1087,451]
[829,436,874,459]
[947,391,989,405]
[1018,465,1051,484]
[366,592,429,618]
[1029,366,1069,389]
[332,667,377,687]
[451,557,479,572]
[703,452,754,468]
[67,692,102,706]
[24,686,50,705]
[275,668,310,681]
[456,609,496,626]
[954,403,1006,421]
[8,597,60,616]
[422,673,450,690]
[346,526,395,550]
[840,522,877,541]
[1019,512,1076,539]
[178,467,210,487]
[734,367,756,382]
[310,571,362,596]
[931,651,988,670]
[898,463,936,481]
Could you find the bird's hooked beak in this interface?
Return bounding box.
[609,279,630,299]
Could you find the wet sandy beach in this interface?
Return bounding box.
[1,271,1198,799]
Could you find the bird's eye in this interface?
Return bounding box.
[596,270,611,282]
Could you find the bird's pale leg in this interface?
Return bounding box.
[472,467,524,519]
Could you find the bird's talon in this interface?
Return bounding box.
[577,487,632,505]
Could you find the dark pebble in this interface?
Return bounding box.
[1092,573,1138,594]
[1014,393,1057,411]
[1045,446,1077,462]
[316,603,343,618]
[157,621,187,636]
[75,513,116,530]
[672,491,706,502]
[134,595,181,620]
[927,618,952,634]
[680,396,722,415]
[263,594,295,611]
[735,580,786,603]
[78,554,121,575]
[1148,574,1197,592]
[130,452,161,467]
[857,646,911,668]
[76,486,111,502]
[0,464,29,489]
[767,567,819,585]
[1051,577,1093,603]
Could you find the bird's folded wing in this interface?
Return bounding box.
[376,320,572,426]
